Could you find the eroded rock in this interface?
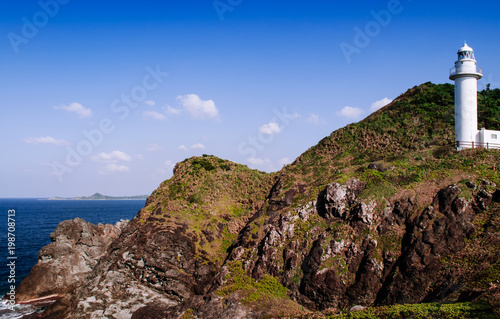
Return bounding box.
[317,180,366,220]
[15,218,127,302]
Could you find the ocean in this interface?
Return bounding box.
[0,198,145,319]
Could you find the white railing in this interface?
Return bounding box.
[449,66,482,77]
[456,141,500,150]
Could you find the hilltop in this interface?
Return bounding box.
[19,82,500,318]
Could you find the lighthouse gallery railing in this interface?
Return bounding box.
[449,66,483,78]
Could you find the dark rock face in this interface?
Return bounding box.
[375,185,478,305]
[15,218,126,302]
[25,179,500,318]
[214,180,498,311]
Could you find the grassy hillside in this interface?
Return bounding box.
[137,155,275,263]
[277,82,500,209]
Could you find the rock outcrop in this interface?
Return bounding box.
[15,218,127,302]
[316,180,366,220]
[210,179,500,311]
[43,221,204,318]
[376,185,478,305]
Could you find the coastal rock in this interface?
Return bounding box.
[15,218,127,302]
[43,217,218,318]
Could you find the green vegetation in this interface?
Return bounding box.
[190,156,216,173]
[179,309,194,319]
[479,87,500,130]
[214,260,309,317]
[283,83,500,200]
[217,260,289,304]
[329,302,496,319]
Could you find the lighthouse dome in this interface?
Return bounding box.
[457,42,475,60]
[458,42,473,52]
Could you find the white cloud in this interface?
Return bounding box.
[100,163,129,174]
[54,102,92,118]
[246,157,277,172]
[247,157,275,171]
[191,143,206,150]
[248,157,267,166]
[370,97,393,112]
[259,122,281,135]
[143,110,166,120]
[144,100,156,106]
[338,106,364,119]
[166,105,182,115]
[24,136,70,146]
[136,154,144,160]
[178,144,206,151]
[91,150,132,163]
[307,113,326,125]
[279,157,292,167]
[177,94,219,119]
[146,143,162,152]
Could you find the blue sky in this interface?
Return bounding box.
[2,0,500,197]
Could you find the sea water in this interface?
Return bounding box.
[0,198,145,318]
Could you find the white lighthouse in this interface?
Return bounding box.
[450,43,500,149]
[449,42,483,149]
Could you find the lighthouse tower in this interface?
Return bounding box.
[449,42,483,149]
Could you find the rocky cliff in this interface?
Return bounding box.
[16,218,127,302]
[21,83,500,318]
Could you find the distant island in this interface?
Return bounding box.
[47,193,148,200]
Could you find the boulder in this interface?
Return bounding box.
[317,180,366,220]
[15,218,127,302]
